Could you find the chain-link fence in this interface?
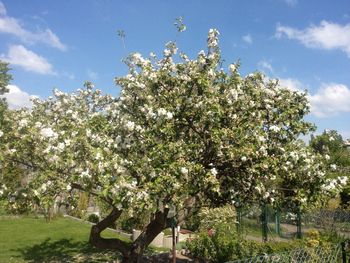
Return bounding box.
[226,243,344,263]
[236,205,350,242]
[304,210,350,238]
[236,204,301,242]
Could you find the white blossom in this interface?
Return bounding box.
[229,64,236,73]
[157,108,167,116]
[18,119,28,128]
[269,125,280,132]
[330,164,337,170]
[210,168,218,176]
[40,127,56,138]
[166,112,173,120]
[57,142,65,151]
[180,167,188,175]
[125,121,135,131]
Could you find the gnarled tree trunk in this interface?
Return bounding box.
[89,207,130,258]
[89,207,170,262]
[123,208,169,263]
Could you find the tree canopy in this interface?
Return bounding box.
[0,29,344,262]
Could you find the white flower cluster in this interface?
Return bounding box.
[40,127,57,139]
[322,176,348,192]
[269,125,280,132]
[207,29,220,49]
[157,108,173,120]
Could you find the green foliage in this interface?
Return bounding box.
[117,210,152,232]
[87,213,100,224]
[186,225,342,262]
[0,163,32,214]
[0,28,330,258]
[0,60,12,95]
[182,210,201,232]
[186,223,301,262]
[198,205,236,230]
[72,192,89,219]
[310,130,350,208]
[340,185,350,209]
[310,130,344,155]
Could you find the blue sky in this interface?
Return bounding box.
[0,0,349,140]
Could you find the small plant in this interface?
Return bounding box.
[87,213,99,224]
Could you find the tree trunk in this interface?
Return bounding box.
[89,207,130,258]
[122,209,169,263]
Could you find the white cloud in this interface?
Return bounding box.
[278,78,304,92]
[278,78,350,117]
[87,69,98,80]
[276,21,350,57]
[242,34,253,44]
[258,60,274,73]
[1,45,55,75]
[309,83,350,117]
[62,71,75,80]
[283,0,298,7]
[1,84,36,109]
[0,2,66,51]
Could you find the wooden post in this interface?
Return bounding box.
[172,221,176,263]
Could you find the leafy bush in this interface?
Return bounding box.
[182,210,201,232]
[186,223,305,262]
[186,224,260,262]
[87,213,99,224]
[198,205,236,230]
[116,210,152,232]
[71,192,89,219]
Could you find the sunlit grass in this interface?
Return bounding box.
[0,215,124,262]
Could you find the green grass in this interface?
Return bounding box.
[239,218,293,239]
[0,215,127,262]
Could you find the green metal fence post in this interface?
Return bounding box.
[261,203,268,242]
[275,208,281,237]
[296,205,302,239]
[341,241,346,263]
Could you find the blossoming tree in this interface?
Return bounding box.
[0,30,340,262]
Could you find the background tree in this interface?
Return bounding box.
[0,60,11,127]
[0,30,336,262]
[310,130,350,208]
[0,60,12,212]
[0,60,11,95]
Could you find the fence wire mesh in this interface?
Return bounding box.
[237,205,350,242]
[226,244,342,263]
[304,209,350,236]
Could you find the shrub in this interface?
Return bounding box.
[198,205,236,230]
[72,192,89,219]
[87,213,100,224]
[186,222,306,262]
[186,223,261,262]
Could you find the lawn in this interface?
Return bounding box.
[0,215,126,262]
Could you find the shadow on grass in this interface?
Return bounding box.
[16,238,192,263]
[15,238,119,262]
